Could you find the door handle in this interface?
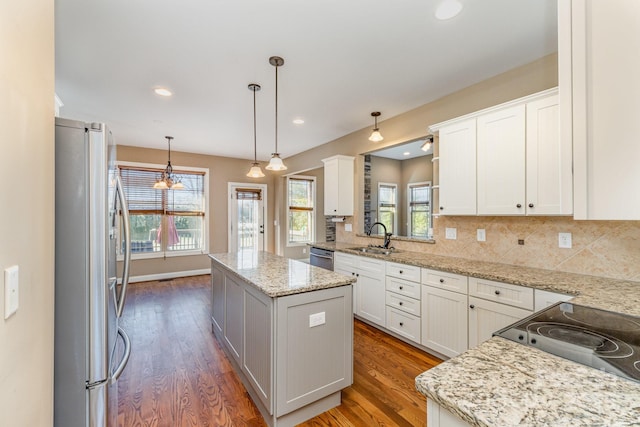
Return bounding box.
[110,327,131,384]
[115,175,131,318]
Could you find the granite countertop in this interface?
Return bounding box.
[311,241,640,426]
[310,241,640,317]
[209,251,355,298]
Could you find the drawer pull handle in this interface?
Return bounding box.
[516,203,522,208]
[494,290,501,295]
[399,302,403,306]
[399,270,403,274]
[399,286,403,290]
[399,322,404,327]
[469,304,475,309]
[529,203,534,208]
[439,278,445,283]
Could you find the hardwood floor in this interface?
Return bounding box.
[118,275,442,427]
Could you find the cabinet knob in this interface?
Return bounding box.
[399,270,403,274]
[494,290,501,295]
[356,273,359,277]
[529,203,534,208]
[516,204,522,208]
[351,272,355,276]
[439,206,444,210]
[399,302,403,306]
[469,304,475,309]
[399,286,403,290]
[531,338,537,345]
[439,278,445,283]
[518,335,525,341]
[399,322,404,327]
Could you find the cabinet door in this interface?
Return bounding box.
[565,0,640,219]
[421,285,468,358]
[211,264,225,333]
[224,274,244,365]
[468,296,531,348]
[438,118,477,215]
[323,158,339,215]
[356,271,386,327]
[477,104,526,215]
[334,266,357,313]
[526,94,572,215]
[322,156,354,216]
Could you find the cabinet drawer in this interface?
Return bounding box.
[385,291,420,317]
[421,269,468,294]
[358,256,386,275]
[386,276,421,300]
[334,252,357,270]
[385,307,420,343]
[386,262,421,283]
[468,277,534,310]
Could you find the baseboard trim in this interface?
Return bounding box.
[128,268,211,284]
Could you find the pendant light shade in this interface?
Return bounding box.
[368,111,384,142]
[246,83,265,178]
[421,135,434,152]
[153,136,184,189]
[266,56,287,171]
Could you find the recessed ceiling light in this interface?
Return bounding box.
[154,87,173,97]
[435,0,463,20]
[403,151,411,156]
[293,118,305,125]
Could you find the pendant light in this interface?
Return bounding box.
[368,111,384,142]
[265,56,287,171]
[246,83,265,178]
[153,136,184,190]
[421,135,434,152]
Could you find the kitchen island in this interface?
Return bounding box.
[209,251,355,427]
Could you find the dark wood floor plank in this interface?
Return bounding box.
[118,275,442,427]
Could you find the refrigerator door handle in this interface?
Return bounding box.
[111,327,131,384]
[116,175,131,317]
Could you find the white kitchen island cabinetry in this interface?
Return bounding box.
[322,155,354,216]
[209,252,354,427]
[421,269,468,358]
[427,399,471,427]
[559,0,640,220]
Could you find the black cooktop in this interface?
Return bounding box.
[494,302,640,382]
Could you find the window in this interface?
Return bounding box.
[287,176,315,245]
[378,183,397,235]
[118,163,208,257]
[408,182,431,238]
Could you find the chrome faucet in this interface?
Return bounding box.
[366,222,393,249]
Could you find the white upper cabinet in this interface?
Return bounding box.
[560,0,640,220]
[322,155,354,216]
[432,88,571,216]
[526,94,573,215]
[437,118,477,215]
[477,104,526,215]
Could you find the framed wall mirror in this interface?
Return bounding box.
[362,136,435,242]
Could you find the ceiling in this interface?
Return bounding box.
[55,0,558,162]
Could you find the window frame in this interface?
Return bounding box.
[377,182,398,236]
[286,175,316,247]
[117,160,209,260]
[407,181,432,239]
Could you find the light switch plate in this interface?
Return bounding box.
[309,311,326,328]
[558,232,572,249]
[445,227,457,240]
[477,229,486,242]
[344,223,352,232]
[4,265,19,319]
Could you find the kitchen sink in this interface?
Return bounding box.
[351,246,400,255]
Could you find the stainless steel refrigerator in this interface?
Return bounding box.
[54,117,132,427]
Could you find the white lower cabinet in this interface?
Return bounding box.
[385,306,421,342]
[427,399,471,427]
[335,252,386,327]
[534,289,573,311]
[421,285,468,358]
[468,296,532,348]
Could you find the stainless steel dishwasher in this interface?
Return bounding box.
[309,246,334,271]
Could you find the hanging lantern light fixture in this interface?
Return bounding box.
[153,136,184,190]
[368,111,384,142]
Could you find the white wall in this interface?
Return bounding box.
[0,0,55,425]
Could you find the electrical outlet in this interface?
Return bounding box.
[559,232,572,249]
[477,229,486,242]
[309,312,326,328]
[445,227,457,240]
[345,223,352,232]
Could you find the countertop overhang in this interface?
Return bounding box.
[209,251,355,298]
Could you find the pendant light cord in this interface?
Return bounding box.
[253,87,258,162]
[274,62,279,154]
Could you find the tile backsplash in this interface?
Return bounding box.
[339,216,640,282]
